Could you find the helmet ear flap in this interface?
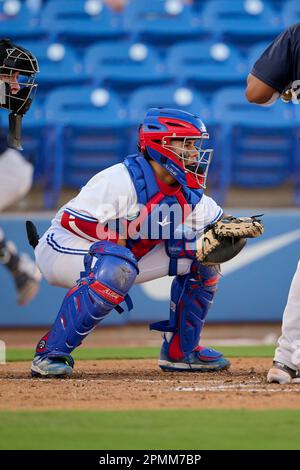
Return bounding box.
[138,124,146,153]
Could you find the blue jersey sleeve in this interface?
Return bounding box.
[250,27,294,93]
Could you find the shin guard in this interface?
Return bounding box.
[35,241,139,365]
[150,263,219,360]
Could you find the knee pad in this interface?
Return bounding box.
[36,241,139,362]
[150,263,219,359]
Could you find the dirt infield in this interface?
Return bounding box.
[1,358,300,411]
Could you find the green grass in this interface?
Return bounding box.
[0,409,299,450]
[6,345,275,362]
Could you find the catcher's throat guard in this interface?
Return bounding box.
[8,113,23,151]
[0,38,39,150]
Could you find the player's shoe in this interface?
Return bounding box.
[267,361,300,384]
[158,337,230,372]
[13,253,42,305]
[31,356,73,378]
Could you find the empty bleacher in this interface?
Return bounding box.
[0,0,299,207]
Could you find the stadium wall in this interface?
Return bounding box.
[0,211,299,326]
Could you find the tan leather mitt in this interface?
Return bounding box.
[196,215,264,264]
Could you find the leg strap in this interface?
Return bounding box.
[150,263,219,359]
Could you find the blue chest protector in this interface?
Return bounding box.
[122,154,203,264]
[124,154,203,209]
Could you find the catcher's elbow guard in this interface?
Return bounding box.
[200,237,246,265]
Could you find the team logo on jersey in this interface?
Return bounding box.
[157,216,171,227]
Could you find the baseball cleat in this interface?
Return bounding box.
[267,361,300,384]
[31,356,73,378]
[158,340,230,372]
[13,253,42,305]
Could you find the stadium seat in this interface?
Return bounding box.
[84,41,171,90]
[44,86,129,207]
[0,0,45,39]
[247,41,270,70]
[20,41,86,96]
[123,0,207,45]
[283,0,300,27]
[167,41,246,92]
[290,105,300,205]
[128,85,209,123]
[202,0,283,43]
[42,0,124,45]
[212,87,296,198]
[21,99,48,184]
[0,100,50,201]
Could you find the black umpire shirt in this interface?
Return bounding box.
[251,22,300,93]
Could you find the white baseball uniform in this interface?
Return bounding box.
[0,147,33,211]
[274,261,300,370]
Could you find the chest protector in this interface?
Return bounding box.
[121,154,203,260]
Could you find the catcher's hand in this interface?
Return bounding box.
[196,215,264,264]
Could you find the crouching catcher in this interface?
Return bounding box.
[30,108,264,377]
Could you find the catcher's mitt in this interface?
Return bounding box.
[196,215,264,264]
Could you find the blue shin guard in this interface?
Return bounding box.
[150,263,227,367]
[35,241,139,367]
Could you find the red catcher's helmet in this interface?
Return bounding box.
[138,107,213,189]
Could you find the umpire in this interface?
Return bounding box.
[0,38,41,305]
[246,23,300,383]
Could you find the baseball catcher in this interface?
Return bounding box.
[29,108,264,377]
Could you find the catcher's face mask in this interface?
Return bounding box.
[162,136,213,189]
[0,38,39,150]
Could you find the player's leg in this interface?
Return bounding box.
[34,225,92,288]
[267,259,300,384]
[0,149,40,304]
[0,227,41,305]
[0,148,33,211]
[136,244,229,372]
[31,240,138,377]
[152,262,230,372]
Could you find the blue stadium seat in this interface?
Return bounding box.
[212,87,296,197]
[42,0,124,44]
[247,41,270,70]
[128,85,210,123]
[20,41,86,96]
[202,0,283,43]
[283,0,300,27]
[290,105,300,205]
[0,100,50,201]
[44,86,129,207]
[123,0,207,44]
[84,41,170,90]
[167,41,246,92]
[21,99,48,185]
[0,0,45,38]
